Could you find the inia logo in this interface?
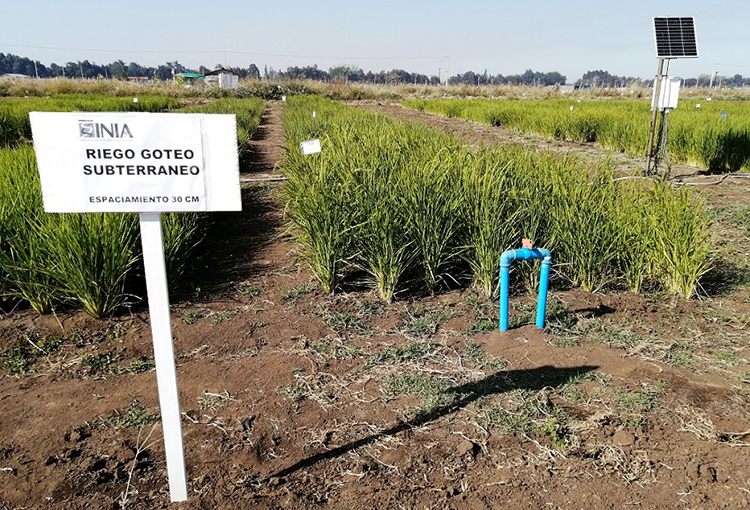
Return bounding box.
[78,120,133,139]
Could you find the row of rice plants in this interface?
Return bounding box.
[404,98,750,172]
[0,94,182,146]
[179,97,266,166]
[0,145,138,316]
[0,98,266,317]
[281,96,712,301]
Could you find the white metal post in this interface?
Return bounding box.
[139,212,188,502]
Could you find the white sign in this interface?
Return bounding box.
[30,112,241,213]
[30,111,244,503]
[300,138,322,155]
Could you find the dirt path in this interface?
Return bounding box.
[242,100,286,180]
[354,100,703,177]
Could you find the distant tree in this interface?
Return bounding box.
[247,63,260,80]
[280,64,328,81]
[576,70,639,88]
[329,65,365,82]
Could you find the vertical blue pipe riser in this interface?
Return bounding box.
[499,262,510,331]
[498,248,552,332]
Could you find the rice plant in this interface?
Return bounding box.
[0,94,181,147]
[0,145,57,313]
[405,98,750,172]
[280,96,712,303]
[0,94,266,316]
[47,213,140,318]
[647,181,713,299]
[178,97,266,167]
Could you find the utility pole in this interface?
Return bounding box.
[445,56,450,87]
[33,60,39,79]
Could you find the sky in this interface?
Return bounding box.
[2,0,750,81]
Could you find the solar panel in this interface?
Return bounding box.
[653,17,698,58]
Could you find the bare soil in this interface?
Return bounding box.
[2,100,750,510]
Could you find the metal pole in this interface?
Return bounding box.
[645,58,666,175]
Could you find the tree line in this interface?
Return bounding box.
[3,53,749,88]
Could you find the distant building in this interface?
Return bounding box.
[2,73,31,79]
[204,68,239,89]
[174,72,204,84]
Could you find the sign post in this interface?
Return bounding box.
[139,212,188,501]
[30,111,242,502]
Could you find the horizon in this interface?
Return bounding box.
[2,0,750,82]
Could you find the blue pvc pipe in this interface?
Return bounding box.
[536,256,552,328]
[499,247,552,332]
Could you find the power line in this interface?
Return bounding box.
[0,43,446,61]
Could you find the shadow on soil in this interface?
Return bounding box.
[701,257,750,297]
[268,364,598,480]
[188,184,281,299]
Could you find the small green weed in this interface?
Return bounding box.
[281,283,315,303]
[467,318,497,334]
[99,324,126,342]
[593,323,649,350]
[508,301,536,329]
[715,350,738,364]
[37,336,63,354]
[2,344,34,376]
[381,374,457,418]
[277,381,308,402]
[241,284,260,298]
[303,337,362,359]
[183,311,205,325]
[210,310,234,325]
[1,334,68,376]
[476,389,574,448]
[401,307,458,339]
[80,351,122,375]
[89,399,157,429]
[123,357,155,374]
[731,205,750,234]
[325,311,372,335]
[463,341,508,371]
[662,342,694,368]
[465,295,498,334]
[363,341,438,370]
[544,297,579,335]
[614,380,669,428]
[551,337,580,348]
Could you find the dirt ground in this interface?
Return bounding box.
[2,100,750,510]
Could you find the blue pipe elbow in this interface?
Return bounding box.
[499,247,552,332]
